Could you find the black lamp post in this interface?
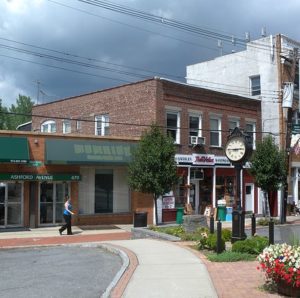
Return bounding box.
[224,127,252,243]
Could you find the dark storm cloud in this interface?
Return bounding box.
[0,0,299,106]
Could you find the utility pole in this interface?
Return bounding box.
[36,80,40,105]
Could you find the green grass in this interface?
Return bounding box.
[206,251,256,262]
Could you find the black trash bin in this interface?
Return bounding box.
[133,211,148,227]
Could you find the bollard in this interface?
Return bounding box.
[251,213,256,236]
[269,218,274,245]
[210,214,214,234]
[216,220,222,254]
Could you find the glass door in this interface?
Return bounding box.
[0,182,23,227]
[55,183,68,224]
[39,182,69,225]
[0,184,5,227]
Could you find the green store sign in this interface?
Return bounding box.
[0,174,81,181]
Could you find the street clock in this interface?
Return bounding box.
[225,127,252,165]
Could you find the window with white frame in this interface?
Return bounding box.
[166,111,180,144]
[245,122,256,149]
[250,75,261,96]
[228,118,240,133]
[63,120,71,134]
[41,120,56,133]
[95,115,109,136]
[189,114,202,137]
[76,120,82,131]
[210,117,221,147]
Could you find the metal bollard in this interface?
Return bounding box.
[216,220,222,254]
[210,214,214,234]
[251,213,256,236]
[269,218,274,245]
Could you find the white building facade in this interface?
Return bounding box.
[187,34,300,216]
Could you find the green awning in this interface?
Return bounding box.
[0,136,29,163]
[45,139,136,165]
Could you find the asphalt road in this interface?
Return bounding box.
[245,223,300,244]
[0,245,122,298]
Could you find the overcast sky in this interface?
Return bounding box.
[0,0,299,107]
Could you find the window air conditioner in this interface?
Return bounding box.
[189,136,206,146]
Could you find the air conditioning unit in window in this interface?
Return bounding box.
[189,136,206,146]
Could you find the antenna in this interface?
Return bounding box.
[245,32,250,42]
[217,40,223,56]
[36,80,40,105]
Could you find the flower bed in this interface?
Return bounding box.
[257,243,300,296]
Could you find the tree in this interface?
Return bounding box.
[248,135,287,217]
[7,95,34,130]
[0,99,9,130]
[128,124,178,225]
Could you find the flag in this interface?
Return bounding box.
[293,140,300,155]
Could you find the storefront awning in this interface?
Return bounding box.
[0,136,29,164]
[45,139,136,165]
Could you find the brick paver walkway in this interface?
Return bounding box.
[0,232,131,248]
[179,242,282,298]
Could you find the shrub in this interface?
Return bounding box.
[257,218,280,226]
[221,228,232,242]
[232,236,268,255]
[207,251,256,262]
[206,233,225,252]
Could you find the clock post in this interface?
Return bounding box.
[224,127,252,243]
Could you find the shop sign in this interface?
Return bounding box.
[28,161,43,167]
[192,154,215,166]
[215,156,231,165]
[0,174,81,181]
[45,139,136,165]
[292,124,300,134]
[175,154,193,164]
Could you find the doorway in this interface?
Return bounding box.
[0,182,23,228]
[245,183,254,212]
[39,182,69,225]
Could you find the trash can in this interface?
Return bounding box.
[226,207,233,222]
[176,207,184,224]
[217,205,227,221]
[133,211,148,227]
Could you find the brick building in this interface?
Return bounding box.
[30,77,262,225]
[0,130,153,229]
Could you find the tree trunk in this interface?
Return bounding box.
[263,191,270,218]
[154,196,158,225]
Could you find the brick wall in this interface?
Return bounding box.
[32,79,158,138]
[32,78,261,157]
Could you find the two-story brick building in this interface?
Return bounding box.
[29,77,263,225]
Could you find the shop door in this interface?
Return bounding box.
[245,184,254,212]
[0,183,23,227]
[190,180,199,214]
[40,183,69,225]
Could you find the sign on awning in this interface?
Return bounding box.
[0,137,29,163]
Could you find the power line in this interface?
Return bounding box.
[1,110,281,136]
[0,39,282,99]
[75,0,286,54]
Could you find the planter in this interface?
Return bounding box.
[277,279,300,297]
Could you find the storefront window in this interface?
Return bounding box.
[95,170,113,213]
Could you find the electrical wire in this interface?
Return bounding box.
[0,39,283,99]
[0,110,281,136]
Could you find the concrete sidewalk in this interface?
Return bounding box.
[107,239,218,298]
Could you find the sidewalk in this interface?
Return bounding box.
[0,220,296,297]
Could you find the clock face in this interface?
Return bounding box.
[225,137,246,162]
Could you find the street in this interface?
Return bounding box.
[0,245,122,298]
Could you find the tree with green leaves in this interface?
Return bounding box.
[128,124,178,225]
[248,135,287,217]
[0,99,9,130]
[7,95,34,130]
